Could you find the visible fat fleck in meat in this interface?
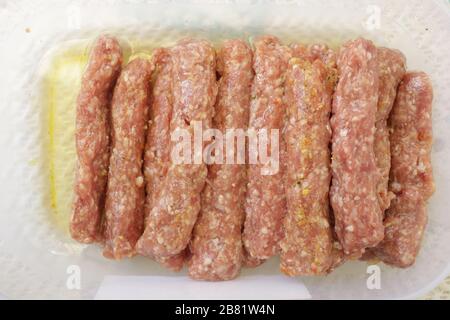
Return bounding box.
[280,48,335,276]
[70,35,123,244]
[136,39,218,258]
[243,35,291,260]
[374,72,434,268]
[330,38,384,256]
[189,40,253,280]
[103,58,153,259]
[156,249,188,271]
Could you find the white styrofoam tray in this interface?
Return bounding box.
[1,0,450,299]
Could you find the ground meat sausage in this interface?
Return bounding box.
[330,38,384,256]
[280,47,335,275]
[374,48,406,212]
[142,48,186,271]
[103,58,153,259]
[70,35,123,244]
[136,39,217,259]
[243,35,291,260]
[189,39,253,280]
[373,72,434,267]
[360,47,406,262]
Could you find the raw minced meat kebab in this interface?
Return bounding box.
[70,34,434,280]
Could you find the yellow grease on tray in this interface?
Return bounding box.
[43,40,151,232]
[44,46,88,231]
